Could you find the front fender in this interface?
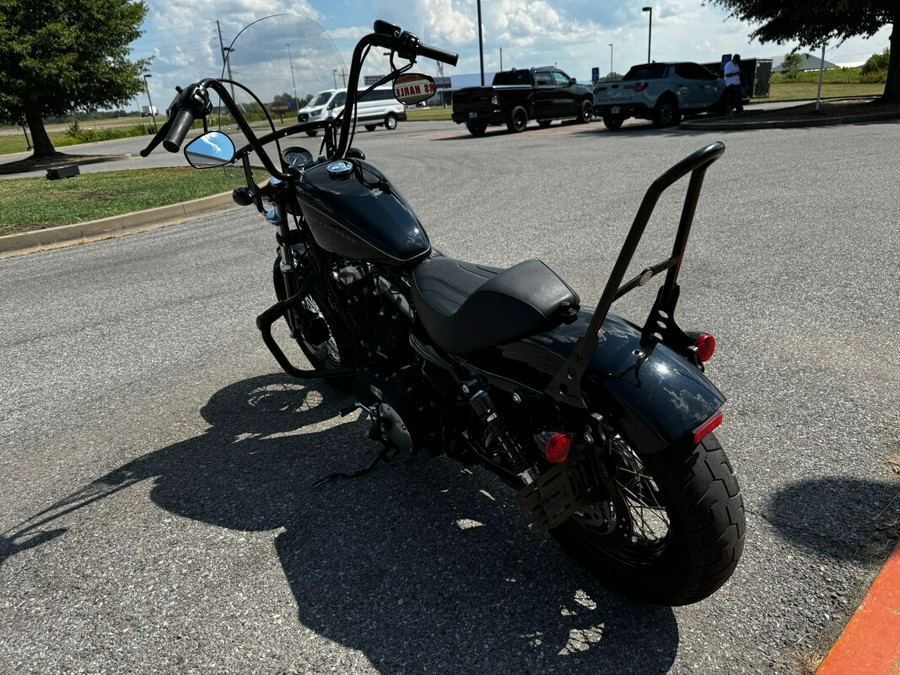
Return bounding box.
[485,310,726,453]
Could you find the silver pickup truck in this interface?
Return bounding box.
[593,62,726,130]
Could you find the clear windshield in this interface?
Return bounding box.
[310,91,334,107]
[218,14,346,127]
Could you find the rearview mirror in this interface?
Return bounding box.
[184,131,235,168]
[393,73,436,105]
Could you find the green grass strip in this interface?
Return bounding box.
[0,166,246,236]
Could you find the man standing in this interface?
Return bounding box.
[724,54,743,114]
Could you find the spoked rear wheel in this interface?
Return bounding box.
[550,432,745,606]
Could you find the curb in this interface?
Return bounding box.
[680,109,900,131]
[0,191,236,256]
[817,541,900,673]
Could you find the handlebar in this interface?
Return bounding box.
[372,20,459,67]
[141,19,459,162]
[163,108,196,153]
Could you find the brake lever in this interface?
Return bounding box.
[139,119,172,157]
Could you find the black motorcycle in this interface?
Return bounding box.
[141,16,745,606]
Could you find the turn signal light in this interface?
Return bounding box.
[634,82,649,92]
[544,431,573,464]
[694,332,716,362]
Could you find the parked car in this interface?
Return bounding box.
[593,62,727,130]
[297,85,407,136]
[451,67,594,136]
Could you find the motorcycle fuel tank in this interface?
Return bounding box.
[297,159,431,265]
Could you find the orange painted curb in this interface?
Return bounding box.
[817,541,900,674]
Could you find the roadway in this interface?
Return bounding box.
[1,115,899,673]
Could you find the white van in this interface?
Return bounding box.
[297,85,407,136]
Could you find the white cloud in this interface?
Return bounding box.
[131,0,892,110]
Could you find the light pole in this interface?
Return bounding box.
[333,69,338,89]
[286,43,298,110]
[142,73,158,133]
[609,43,613,76]
[477,0,485,85]
[642,6,653,63]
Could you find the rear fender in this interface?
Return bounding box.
[488,310,725,454]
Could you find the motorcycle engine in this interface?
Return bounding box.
[353,366,438,455]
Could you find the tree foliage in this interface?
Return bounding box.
[709,0,899,99]
[0,0,148,156]
[862,47,891,74]
[780,52,803,77]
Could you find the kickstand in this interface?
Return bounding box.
[311,445,397,488]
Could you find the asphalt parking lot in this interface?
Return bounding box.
[1,117,899,673]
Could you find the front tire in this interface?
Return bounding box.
[577,99,593,123]
[550,432,745,606]
[273,258,355,389]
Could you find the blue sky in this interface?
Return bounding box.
[128,0,891,110]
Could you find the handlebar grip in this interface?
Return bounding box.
[162,108,195,153]
[418,42,458,67]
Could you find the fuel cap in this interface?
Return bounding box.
[327,160,353,179]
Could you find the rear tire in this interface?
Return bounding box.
[466,119,488,136]
[305,129,318,137]
[550,432,745,606]
[507,106,528,132]
[384,113,398,130]
[652,96,681,127]
[364,124,377,131]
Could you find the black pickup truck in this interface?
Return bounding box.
[451,67,594,136]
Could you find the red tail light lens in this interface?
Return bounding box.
[544,432,573,464]
[694,333,716,362]
[692,411,723,445]
[491,92,499,106]
[634,81,649,92]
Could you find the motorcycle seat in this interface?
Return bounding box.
[411,256,579,356]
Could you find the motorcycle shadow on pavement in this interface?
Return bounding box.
[768,476,900,562]
[5,372,680,673]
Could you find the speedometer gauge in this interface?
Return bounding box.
[282,146,313,171]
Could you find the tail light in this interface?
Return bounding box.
[544,431,573,464]
[692,411,723,445]
[694,332,716,362]
[634,81,649,92]
[491,91,499,107]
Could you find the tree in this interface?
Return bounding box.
[780,52,804,77]
[862,47,891,74]
[599,71,624,82]
[0,0,148,158]
[709,0,899,100]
